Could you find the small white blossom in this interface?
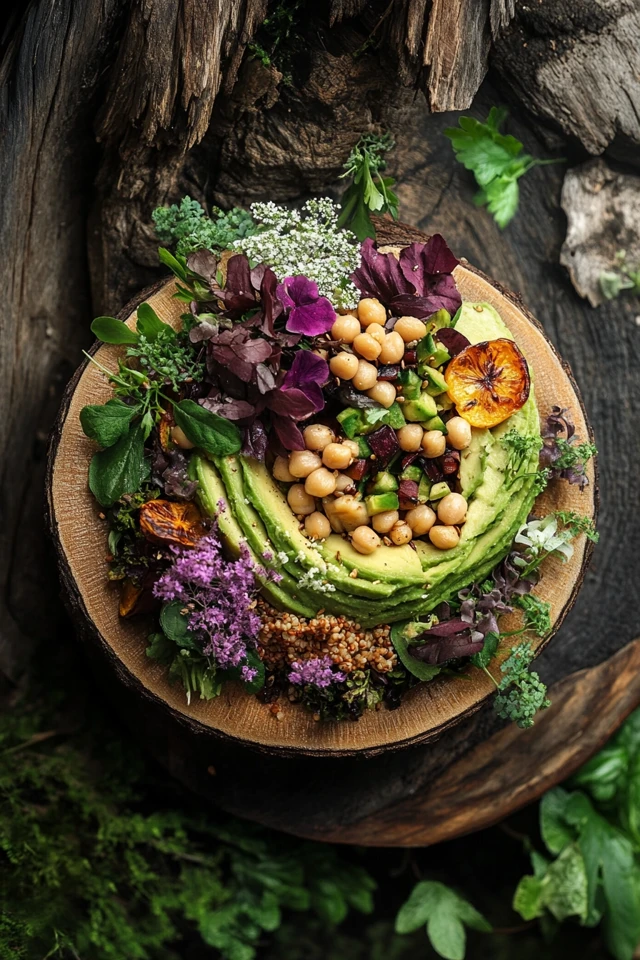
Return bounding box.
[277,551,290,565]
[514,516,574,567]
[234,198,361,309]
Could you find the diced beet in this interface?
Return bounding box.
[398,478,419,509]
[368,425,400,464]
[442,450,461,475]
[401,452,419,470]
[346,458,370,481]
[377,364,401,381]
[423,458,444,483]
[403,349,417,365]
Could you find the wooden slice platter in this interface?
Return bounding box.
[46,224,596,760]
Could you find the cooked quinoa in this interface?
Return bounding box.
[256,599,396,675]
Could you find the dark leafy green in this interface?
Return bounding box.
[173,399,242,456]
[395,881,491,960]
[136,302,173,340]
[88,423,147,507]
[80,398,142,448]
[91,316,140,345]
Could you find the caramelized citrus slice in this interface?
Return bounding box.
[139,499,205,546]
[444,338,530,428]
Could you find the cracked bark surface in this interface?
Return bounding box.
[2,0,639,841]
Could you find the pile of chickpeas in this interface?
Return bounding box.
[272,297,474,556]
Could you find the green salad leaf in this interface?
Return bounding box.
[395,881,491,960]
[88,423,147,507]
[80,398,142,448]
[91,316,140,345]
[173,399,242,457]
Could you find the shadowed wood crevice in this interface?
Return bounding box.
[46,222,596,760]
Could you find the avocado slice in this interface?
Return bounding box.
[423,367,448,396]
[369,471,398,494]
[403,394,438,422]
[365,492,399,515]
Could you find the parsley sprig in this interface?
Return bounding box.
[338,133,399,241]
[502,428,543,486]
[152,197,256,258]
[444,107,563,228]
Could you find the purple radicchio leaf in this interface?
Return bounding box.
[186,250,218,285]
[351,238,415,304]
[277,275,336,336]
[436,328,470,357]
[270,414,305,451]
[367,425,399,464]
[242,419,268,460]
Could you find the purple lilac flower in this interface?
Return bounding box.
[241,665,258,683]
[153,531,262,669]
[288,656,346,688]
[277,275,336,336]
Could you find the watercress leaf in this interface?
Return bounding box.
[80,398,142,447]
[136,302,174,340]
[513,874,544,921]
[396,881,490,960]
[470,632,500,669]
[540,788,575,855]
[146,632,176,665]
[159,600,198,649]
[173,399,242,456]
[91,316,140,345]
[158,246,188,281]
[88,423,146,507]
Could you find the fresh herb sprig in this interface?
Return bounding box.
[81,308,241,506]
[502,428,543,486]
[152,197,257,258]
[444,107,562,228]
[338,133,399,241]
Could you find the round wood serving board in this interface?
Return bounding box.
[47,231,596,759]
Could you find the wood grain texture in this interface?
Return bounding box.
[47,223,596,758]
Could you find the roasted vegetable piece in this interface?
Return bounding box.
[444,338,530,427]
[139,499,206,546]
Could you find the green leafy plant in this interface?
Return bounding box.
[444,107,562,228]
[395,881,491,960]
[338,133,399,241]
[246,0,305,83]
[600,250,640,301]
[152,197,257,258]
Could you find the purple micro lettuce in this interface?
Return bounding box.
[352,236,462,320]
[276,275,336,336]
[207,325,273,383]
[151,445,199,501]
[153,527,280,669]
[241,418,268,460]
[288,656,346,688]
[266,349,329,420]
[539,406,595,489]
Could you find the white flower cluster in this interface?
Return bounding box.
[514,516,574,566]
[297,567,336,594]
[234,198,362,309]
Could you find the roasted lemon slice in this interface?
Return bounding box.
[444,338,530,428]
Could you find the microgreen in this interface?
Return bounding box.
[555,510,599,543]
[337,132,399,241]
[502,428,543,486]
[444,107,563,228]
[491,642,550,729]
[514,593,552,638]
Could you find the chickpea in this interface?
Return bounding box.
[357,298,386,327]
[322,442,353,470]
[289,449,322,478]
[366,322,386,345]
[287,483,316,516]
[329,352,359,380]
[378,331,405,364]
[303,423,335,451]
[421,430,447,458]
[304,511,331,541]
[334,473,355,495]
[405,504,437,536]
[342,439,360,458]
[394,316,428,343]
[446,416,472,450]
[272,455,295,483]
[372,509,400,534]
[437,492,468,525]
[367,381,396,408]
[305,467,337,497]
[331,314,361,342]
[171,425,195,450]
[353,332,382,361]
[312,347,329,360]
[429,524,460,550]
[337,307,358,318]
[351,525,381,555]
[352,359,378,391]
[390,521,413,545]
[333,495,370,531]
[322,496,345,533]
[397,423,424,452]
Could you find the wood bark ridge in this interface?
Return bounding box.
[47,223,596,761]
